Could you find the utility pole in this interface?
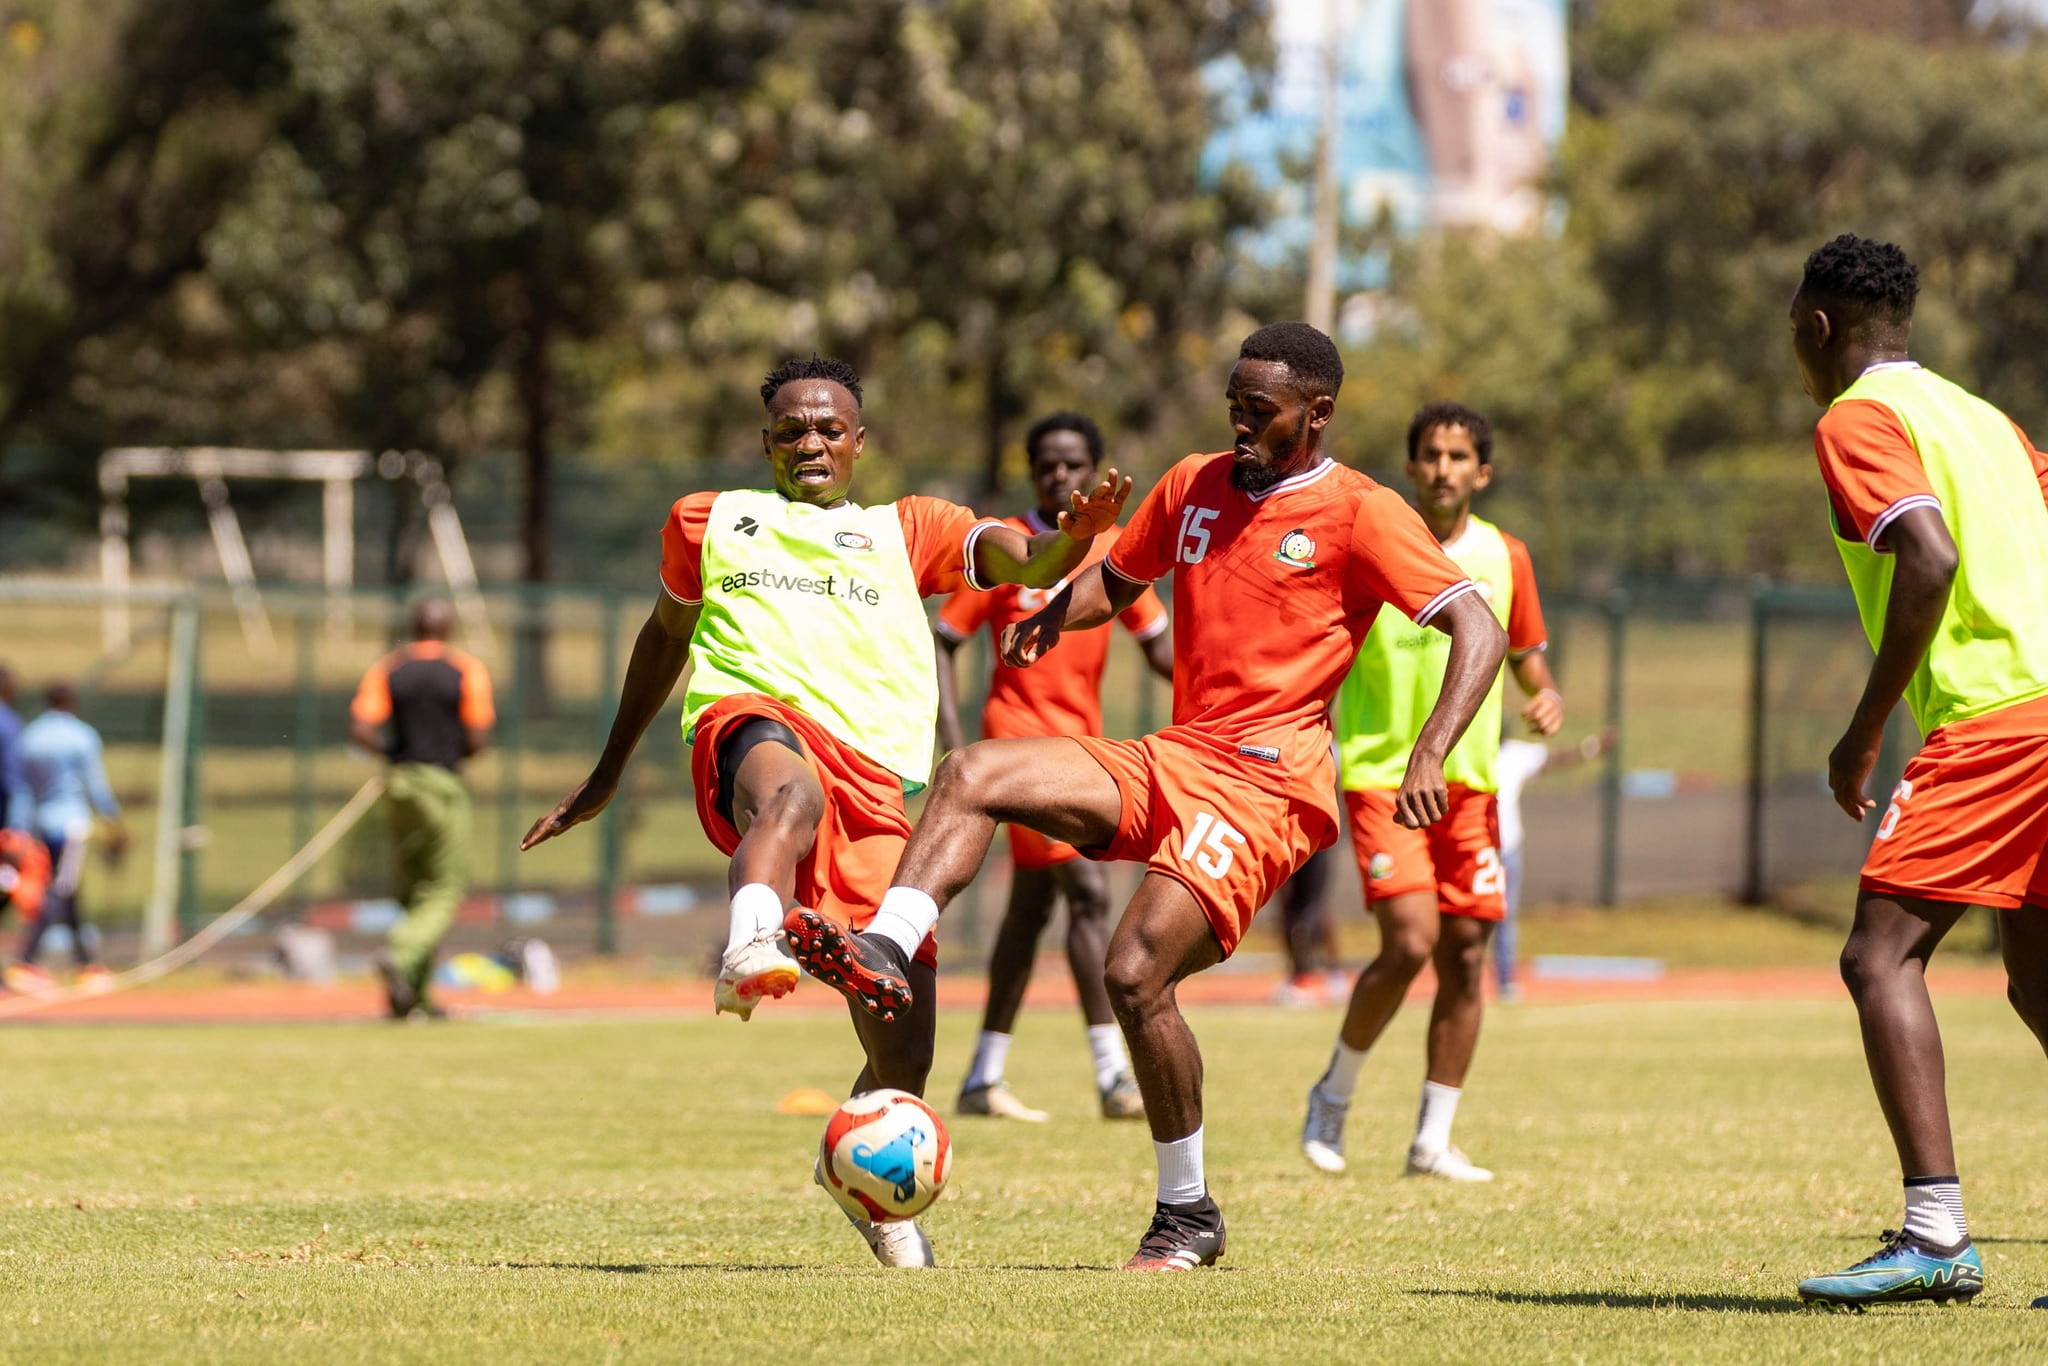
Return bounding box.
[1305,0,1345,333]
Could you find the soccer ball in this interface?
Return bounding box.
[818,1088,950,1223]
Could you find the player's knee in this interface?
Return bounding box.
[1837,934,1887,998]
[756,775,825,833]
[929,745,1002,811]
[2008,978,2048,1036]
[1102,944,1163,1021]
[1380,924,1436,976]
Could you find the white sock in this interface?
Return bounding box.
[726,883,782,955]
[1903,1178,1968,1246]
[1317,1042,1367,1103]
[867,886,940,960]
[1087,1024,1128,1092]
[1413,1080,1461,1153]
[964,1031,1012,1090]
[1154,1127,1205,1205]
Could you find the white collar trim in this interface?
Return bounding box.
[1244,457,1336,503]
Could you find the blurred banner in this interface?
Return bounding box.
[1206,0,1567,254]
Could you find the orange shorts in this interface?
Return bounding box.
[1007,823,1080,870]
[690,693,936,966]
[1861,692,2048,911]
[1345,784,1505,921]
[1071,727,1338,958]
[0,830,51,920]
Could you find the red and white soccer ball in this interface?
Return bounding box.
[818,1088,950,1223]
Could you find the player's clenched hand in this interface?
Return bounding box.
[1827,724,1882,822]
[1521,688,1564,737]
[1000,595,1067,669]
[1058,468,1132,540]
[1394,751,1450,829]
[521,777,616,850]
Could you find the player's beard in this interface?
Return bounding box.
[1230,424,1311,495]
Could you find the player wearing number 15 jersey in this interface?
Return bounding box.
[1302,402,1562,1186]
[782,323,1507,1271]
[1784,236,2048,1308]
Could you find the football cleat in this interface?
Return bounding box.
[1099,1072,1146,1121]
[72,963,115,994]
[374,955,418,1020]
[957,1080,1049,1123]
[1124,1196,1227,1271]
[713,929,800,1021]
[4,962,56,995]
[815,1157,934,1268]
[1301,1082,1350,1174]
[1405,1144,1493,1182]
[1798,1229,1984,1307]
[782,908,913,1022]
[1273,974,1323,1010]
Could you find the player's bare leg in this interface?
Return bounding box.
[1997,903,2048,1056]
[818,959,941,1268]
[1064,860,1143,1115]
[1799,890,1981,1304]
[959,867,1060,1121]
[1408,914,1495,1181]
[1103,874,1229,1269]
[1302,891,1438,1173]
[713,727,815,1019]
[790,737,1122,1019]
[1841,892,1967,1178]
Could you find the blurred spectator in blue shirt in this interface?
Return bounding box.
[11,683,126,983]
[0,666,21,831]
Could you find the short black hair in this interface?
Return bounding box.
[1238,322,1344,397]
[1800,234,1919,330]
[1024,411,1104,466]
[1406,401,1494,464]
[760,355,863,409]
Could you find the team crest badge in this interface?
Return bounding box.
[1367,852,1395,882]
[1274,528,1317,570]
[834,531,874,551]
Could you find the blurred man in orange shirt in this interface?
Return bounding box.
[936,413,1174,1123]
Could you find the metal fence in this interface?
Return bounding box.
[0,574,1891,966]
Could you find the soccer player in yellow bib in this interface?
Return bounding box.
[523,356,1129,1268]
[1301,402,1562,1183]
[1786,236,2048,1308]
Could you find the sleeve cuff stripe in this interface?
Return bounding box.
[961,520,1000,592]
[1866,494,1942,551]
[660,579,702,606]
[1415,579,1479,627]
[1103,557,1154,588]
[1130,614,1169,642]
[934,621,970,643]
[1509,641,1548,660]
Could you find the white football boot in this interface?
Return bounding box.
[1404,1143,1494,1182]
[1300,1082,1350,1174]
[713,929,799,1021]
[813,1159,934,1267]
[956,1080,1050,1123]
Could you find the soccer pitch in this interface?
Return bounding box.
[4,996,2047,1362]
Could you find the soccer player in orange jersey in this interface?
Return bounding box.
[783,324,1507,1270]
[936,412,1174,1124]
[1784,236,2048,1307]
[524,357,1130,1269]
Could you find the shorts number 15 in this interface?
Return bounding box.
[1179,811,1246,878]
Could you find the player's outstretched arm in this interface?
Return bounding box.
[971,468,1133,590]
[522,594,698,849]
[1396,592,1508,829]
[1828,505,1956,821]
[999,561,1145,668]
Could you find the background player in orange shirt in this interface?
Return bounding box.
[785,324,1506,1270]
[935,412,1174,1124]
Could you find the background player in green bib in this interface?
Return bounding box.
[1301,402,1562,1183]
[1785,236,2048,1307]
[522,356,1129,1268]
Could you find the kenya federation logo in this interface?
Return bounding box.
[834,531,873,551]
[1367,852,1395,882]
[1274,528,1316,570]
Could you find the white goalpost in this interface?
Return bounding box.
[97,446,494,657]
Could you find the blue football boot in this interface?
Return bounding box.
[1799,1228,1984,1307]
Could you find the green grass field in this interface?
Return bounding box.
[5,995,2048,1362]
